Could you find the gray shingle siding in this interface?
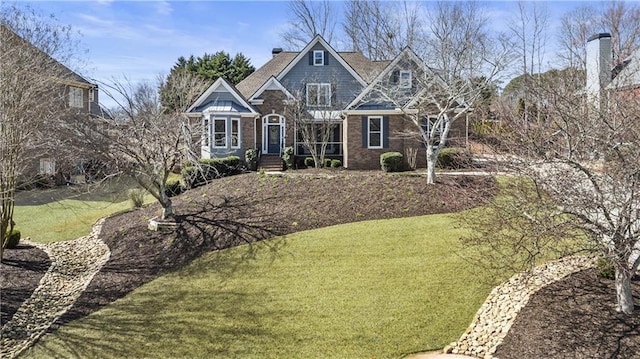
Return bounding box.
[280,43,364,107]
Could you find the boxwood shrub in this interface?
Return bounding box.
[282,146,294,170]
[245,149,259,171]
[304,157,315,168]
[324,158,332,168]
[164,178,184,197]
[436,148,472,169]
[182,156,242,188]
[380,152,404,172]
[330,159,342,168]
[4,229,21,249]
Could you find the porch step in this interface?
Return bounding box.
[259,155,284,171]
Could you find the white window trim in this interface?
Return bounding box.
[399,70,412,88]
[306,83,331,107]
[212,117,227,148]
[202,118,210,147]
[39,158,56,175]
[89,89,95,102]
[230,118,241,149]
[69,86,83,108]
[367,116,383,149]
[313,50,324,66]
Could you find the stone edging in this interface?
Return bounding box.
[0,219,111,359]
[444,255,597,359]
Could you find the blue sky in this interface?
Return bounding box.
[21,1,591,107]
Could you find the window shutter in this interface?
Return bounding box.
[324,51,329,65]
[383,116,389,148]
[308,51,313,65]
[391,70,399,83]
[362,116,368,148]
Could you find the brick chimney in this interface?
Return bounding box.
[586,33,611,102]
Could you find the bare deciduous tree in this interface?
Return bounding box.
[465,67,640,314]
[285,79,341,168]
[343,0,423,61]
[0,5,80,259]
[70,72,208,220]
[362,1,511,184]
[558,1,640,69]
[281,0,337,50]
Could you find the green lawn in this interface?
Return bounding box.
[24,214,509,359]
[13,180,154,243]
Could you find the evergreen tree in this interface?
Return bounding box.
[160,51,255,111]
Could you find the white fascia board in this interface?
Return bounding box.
[342,109,412,116]
[186,77,258,115]
[249,76,295,101]
[275,35,367,87]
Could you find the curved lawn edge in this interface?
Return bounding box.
[23,213,510,359]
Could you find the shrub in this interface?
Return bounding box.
[436,148,472,169]
[331,159,342,168]
[304,157,315,168]
[164,178,184,197]
[245,149,259,171]
[324,158,332,168]
[128,189,146,208]
[182,156,242,188]
[282,146,294,170]
[596,258,615,280]
[380,152,404,172]
[4,229,21,249]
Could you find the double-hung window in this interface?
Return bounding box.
[69,86,83,108]
[422,116,444,144]
[210,117,240,148]
[306,83,331,107]
[230,118,240,148]
[399,70,412,88]
[368,116,383,149]
[313,50,324,66]
[213,118,227,148]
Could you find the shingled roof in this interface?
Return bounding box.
[608,49,640,91]
[235,49,389,100]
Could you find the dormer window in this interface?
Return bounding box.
[313,50,324,66]
[399,70,412,88]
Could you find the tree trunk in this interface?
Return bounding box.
[615,267,635,314]
[426,146,438,185]
[160,196,173,220]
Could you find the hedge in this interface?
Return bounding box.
[436,148,472,169]
[182,156,242,188]
[380,152,404,172]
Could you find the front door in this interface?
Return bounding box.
[267,124,281,154]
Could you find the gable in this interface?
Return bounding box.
[347,48,448,111]
[248,76,294,104]
[187,77,257,115]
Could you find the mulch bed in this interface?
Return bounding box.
[53,172,494,328]
[496,268,640,358]
[1,244,51,326]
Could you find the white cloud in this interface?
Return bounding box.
[155,1,173,16]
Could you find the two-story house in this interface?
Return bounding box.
[2,24,103,183]
[186,35,468,170]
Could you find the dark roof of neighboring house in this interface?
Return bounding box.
[235,50,390,99]
[1,24,95,88]
[608,49,640,90]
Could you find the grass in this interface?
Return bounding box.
[13,179,155,243]
[24,213,510,359]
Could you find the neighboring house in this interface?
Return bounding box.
[2,25,103,183]
[586,33,640,100]
[186,35,468,170]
